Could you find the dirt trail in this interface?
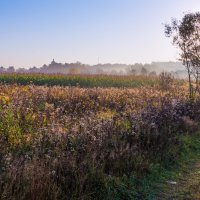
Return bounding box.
[157,160,200,200]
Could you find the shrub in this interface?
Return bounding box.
[158,72,174,90]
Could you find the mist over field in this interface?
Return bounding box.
[0,60,186,78]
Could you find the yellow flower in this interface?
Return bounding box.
[0,93,10,104]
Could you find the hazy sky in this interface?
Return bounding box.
[1,0,200,68]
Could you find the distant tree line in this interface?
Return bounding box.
[0,60,186,77]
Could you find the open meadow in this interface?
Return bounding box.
[1,73,200,199]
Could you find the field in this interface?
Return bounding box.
[0,73,157,88]
[0,73,199,199]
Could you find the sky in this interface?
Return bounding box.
[1,0,200,68]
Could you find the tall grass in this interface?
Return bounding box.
[0,82,198,199]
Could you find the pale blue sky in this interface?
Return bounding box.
[1,0,200,68]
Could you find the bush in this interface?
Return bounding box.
[158,72,174,90]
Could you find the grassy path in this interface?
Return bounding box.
[143,135,200,200]
[157,159,200,200]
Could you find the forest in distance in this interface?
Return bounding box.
[0,60,186,78]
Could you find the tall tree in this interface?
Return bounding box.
[165,12,200,99]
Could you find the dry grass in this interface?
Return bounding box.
[0,80,199,199]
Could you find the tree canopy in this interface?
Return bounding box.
[165,12,200,98]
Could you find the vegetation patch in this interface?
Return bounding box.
[0,80,199,199]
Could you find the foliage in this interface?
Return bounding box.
[165,12,200,98]
[0,80,199,199]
